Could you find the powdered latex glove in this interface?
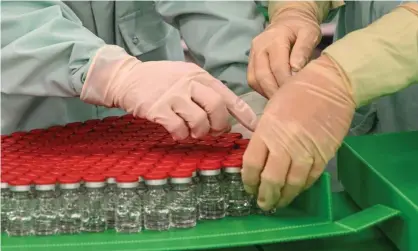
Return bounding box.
[248,1,343,99]
[80,45,258,140]
[242,55,356,211]
[230,91,267,139]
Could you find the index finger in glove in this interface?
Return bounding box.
[247,48,267,98]
[290,28,321,72]
[266,35,293,89]
[207,81,258,132]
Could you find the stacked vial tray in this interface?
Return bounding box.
[0,115,400,251]
[337,131,418,251]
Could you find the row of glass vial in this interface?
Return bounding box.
[1,164,275,236]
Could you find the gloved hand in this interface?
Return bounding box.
[242,55,356,210]
[242,2,418,211]
[247,1,324,99]
[230,91,267,139]
[80,45,258,140]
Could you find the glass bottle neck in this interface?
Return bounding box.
[12,191,31,199]
[225,173,242,181]
[36,190,56,198]
[147,184,165,190]
[171,183,191,190]
[200,175,220,183]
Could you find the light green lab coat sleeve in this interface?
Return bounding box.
[155,1,265,96]
[1,1,105,97]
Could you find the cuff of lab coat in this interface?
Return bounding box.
[73,48,102,95]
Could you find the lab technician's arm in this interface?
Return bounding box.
[248,0,343,98]
[2,2,257,139]
[1,1,104,97]
[242,3,418,211]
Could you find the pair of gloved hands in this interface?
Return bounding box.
[241,1,418,210]
[80,1,417,211]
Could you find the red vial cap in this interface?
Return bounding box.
[218,137,237,143]
[14,167,30,173]
[178,162,197,170]
[222,159,243,167]
[26,173,39,181]
[31,169,48,175]
[127,168,147,177]
[181,159,201,165]
[1,174,16,183]
[204,156,225,161]
[49,170,67,176]
[170,169,193,178]
[167,152,186,157]
[104,170,125,178]
[116,175,138,183]
[59,176,81,184]
[11,131,26,138]
[9,178,32,186]
[141,155,162,161]
[29,128,45,134]
[149,148,166,153]
[159,159,179,164]
[199,162,222,170]
[8,171,26,176]
[74,128,92,135]
[144,151,164,157]
[86,169,105,175]
[212,142,235,149]
[144,171,168,180]
[47,125,65,132]
[227,151,243,157]
[118,160,136,165]
[235,139,249,146]
[222,133,242,139]
[1,135,10,140]
[129,151,146,157]
[121,114,135,120]
[83,174,106,182]
[65,121,83,128]
[154,142,175,148]
[202,159,223,164]
[42,174,59,180]
[102,116,119,122]
[108,165,129,172]
[135,162,154,169]
[65,173,83,180]
[84,119,101,125]
[34,177,56,185]
[229,148,246,154]
[155,163,175,170]
[199,135,215,141]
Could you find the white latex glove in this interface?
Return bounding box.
[80,45,258,140]
[247,2,322,99]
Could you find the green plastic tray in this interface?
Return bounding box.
[338,131,418,251]
[1,173,399,251]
